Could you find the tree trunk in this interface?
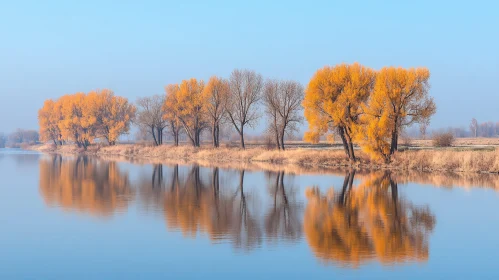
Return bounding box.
[239,127,245,149]
[390,127,398,155]
[348,141,355,161]
[215,125,220,147]
[344,130,356,161]
[195,129,200,147]
[212,125,217,148]
[338,127,350,157]
[157,128,163,145]
[273,116,280,150]
[390,116,399,155]
[151,126,158,146]
[280,130,285,151]
[275,131,280,150]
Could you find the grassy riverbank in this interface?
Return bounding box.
[29,143,499,173]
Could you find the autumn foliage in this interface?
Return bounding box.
[304,63,436,162]
[37,64,435,162]
[38,89,135,149]
[304,172,435,266]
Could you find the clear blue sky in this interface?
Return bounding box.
[0,0,498,133]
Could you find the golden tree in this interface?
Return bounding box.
[38,99,63,145]
[177,78,207,147]
[58,93,91,148]
[203,76,229,148]
[92,89,136,145]
[303,63,375,160]
[358,67,436,162]
[80,92,100,146]
[38,90,134,148]
[163,84,183,146]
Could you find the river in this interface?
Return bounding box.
[1,149,499,279]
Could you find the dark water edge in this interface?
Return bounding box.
[1,150,499,279]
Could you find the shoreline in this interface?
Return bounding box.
[28,143,499,174]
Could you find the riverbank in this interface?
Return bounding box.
[29,143,499,173]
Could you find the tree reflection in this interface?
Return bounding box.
[138,165,304,251]
[138,164,435,262]
[160,167,264,250]
[265,171,302,243]
[39,155,133,216]
[304,171,435,267]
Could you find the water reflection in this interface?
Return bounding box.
[39,155,134,216]
[0,150,40,168]
[138,165,303,251]
[37,156,437,267]
[304,171,435,267]
[265,171,302,243]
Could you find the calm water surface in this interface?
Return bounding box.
[1,149,499,279]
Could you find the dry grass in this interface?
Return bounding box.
[95,144,363,169]
[29,143,499,173]
[411,137,499,148]
[392,149,499,172]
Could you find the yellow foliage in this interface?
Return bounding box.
[174,78,208,147]
[39,156,133,216]
[358,67,435,162]
[38,90,135,149]
[303,63,375,160]
[304,172,435,266]
[38,99,63,144]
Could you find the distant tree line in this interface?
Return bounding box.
[0,129,39,148]
[404,117,499,139]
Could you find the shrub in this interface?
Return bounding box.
[432,132,455,147]
[20,143,31,150]
[400,133,413,147]
[264,135,277,150]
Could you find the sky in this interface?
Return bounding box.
[0,0,498,134]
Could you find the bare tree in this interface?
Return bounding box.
[419,119,430,140]
[263,80,304,150]
[470,118,478,138]
[263,80,281,148]
[9,129,39,144]
[135,95,167,146]
[0,132,6,148]
[226,69,263,149]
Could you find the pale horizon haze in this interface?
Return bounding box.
[0,0,498,134]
